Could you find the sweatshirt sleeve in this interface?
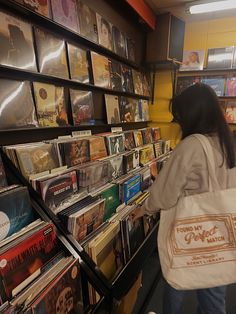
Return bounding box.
[144,136,207,214]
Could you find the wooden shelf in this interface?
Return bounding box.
[177,68,236,76]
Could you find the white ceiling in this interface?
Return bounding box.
[145,0,236,22]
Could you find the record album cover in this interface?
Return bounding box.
[89,136,107,161]
[96,13,112,51]
[207,46,234,69]
[67,43,89,83]
[32,260,83,314]
[70,89,94,125]
[225,101,236,123]
[77,1,98,43]
[139,145,155,166]
[121,64,134,93]
[0,79,38,130]
[201,77,225,96]
[126,37,135,62]
[142,72,151,97]
[34,27,69,79]
[51,0,79,33]
[105,94,121,124]
[133,130,143,147]
[152,127,161,142]
[91,51,111,88]
[112,25,127,58]
[176,76,201,95]
[106,134,125,155]
[99,185,121,221]
[180,50,205,71]
[110,60,122,91]
[0,186,34,241]
[39,171,78,210]
[123,174,141,203]
[108,155,123,179]
[15,0,51,18]
[141,128,153,145]
[119,96,136,123]
[124,131,136,150]
[226,78,236,96]
[0,223,58,302]
[0,11,37,71]
[132,70,143,95]
[0,155,7,187]
[141,99,149,121]
[63,139,90,166]
[16,143,59,178]
[33,82,68,127]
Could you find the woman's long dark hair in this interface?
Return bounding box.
[171,83,235,168]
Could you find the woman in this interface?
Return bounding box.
[135,83,236,314]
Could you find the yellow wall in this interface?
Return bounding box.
[150,15,236,144]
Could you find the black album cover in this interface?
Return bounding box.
[63,139,90,167]
[176,76,200,95]
[34,27,69,79]
[121,64,134,93]
[67,43,89,83]
[77,1,98,43]
[0,79,38,129]
[112,25,127,58]
[0,155,7,188]
[110,60,122,91]
[119,96,136,123]
[70,89,94,125]
[126,37,135,62]
[0,11,37,71]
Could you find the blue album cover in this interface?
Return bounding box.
[123,174,141,203]
[201,77,225,96]
[0,186,34,241]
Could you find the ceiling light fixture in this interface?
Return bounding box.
[189,0,236,14]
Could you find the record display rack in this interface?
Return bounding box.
[1,149,159,312]
[0,1,159,312]
[0,0,141,70]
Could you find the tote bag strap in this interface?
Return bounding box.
[192,134,220,192]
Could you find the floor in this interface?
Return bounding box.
[133,251,236,314]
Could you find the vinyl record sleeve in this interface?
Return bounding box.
[126,37,135,62]
[16,143,59,178]
[119,96,136,123]
[142,72,151,97]
[141,99,149,121]
[201,77,225,96]
[141,128,153,145]
[225,77,236,96]
[63,139,90,167]
[110,60,122,91]
[123,131,136,150]
[121,64,134,93]
[96,13,113,51]
[14,0,51,18]
[207,46,234,69]
[30,259,83,314]
[152,127,161,142]
[225,101,236,123]
[112,25,127,58]
[99,185,121,221]
[0,186,34,241]
[133,130,143,147]
[91,51,111,88]
[106,134,125,155]
[0,79,38,130]
[34,27,69,79]
[139,144,155,166]
[180,50,205,71]
[33,82,68,127]
[89,136,107,161]
[77,1,98,43]
[105,94,121,124]
[39,170,78,210]
[0,155,7,188]
[132,69,143,95]
[0,11,37,71]
[70,90,94,126]
[51,0,79,33]
[67,43,89,83]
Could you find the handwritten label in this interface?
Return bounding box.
[111,127,122,133]
[72,130,92,137]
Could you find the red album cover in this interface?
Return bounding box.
[0,223,58,302]
[31,259,83,313]
[226,78,236,96]
[152,127,161,142]
[225,102,236,123]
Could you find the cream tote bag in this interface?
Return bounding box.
[158,134,236,290]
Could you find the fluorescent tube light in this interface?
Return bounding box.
[189,0,236,14]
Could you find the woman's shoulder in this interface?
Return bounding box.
[174,135,204,155]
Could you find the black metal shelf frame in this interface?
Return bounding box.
[1,150,159,305]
